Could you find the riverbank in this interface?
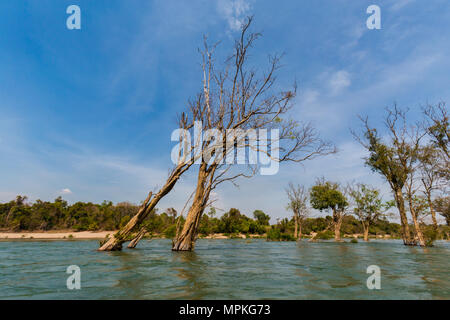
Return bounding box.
[0,230,399,240]
[0,231,115,240]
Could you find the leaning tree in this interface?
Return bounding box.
[98,68,214,251]
[169,17,336,251]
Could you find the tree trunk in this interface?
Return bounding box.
[427,194,439,231]
[298,222,302,240]
[333,208,342,241]
[363,223,369,242]
[127,228,147,249]
[408,198,426,247]
[293,212,298,240]
[98,164,187,251]
[394,188,412,245]
[172,164,208,251]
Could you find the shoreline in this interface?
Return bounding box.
[0,231,115,240]
[0,230,400,241]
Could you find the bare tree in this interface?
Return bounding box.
[171,17,336,251]
[286,182,309,240]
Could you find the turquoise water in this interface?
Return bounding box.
[0,239,449,299]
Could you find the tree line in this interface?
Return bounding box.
[3,195,441,242]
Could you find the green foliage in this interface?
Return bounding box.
[315,230,334,240]
[164,225,177,238]
[350,238,358,243]
[253,210,270,226]
[310,181,348,212]
[266,227,295,241]
[349,184,384,223]
[0,196,138,231]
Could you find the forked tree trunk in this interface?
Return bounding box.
[172,164,208,251]
[127,228,147,249]
[98,165,187,251]
[394,188,413,245]
[408,198,426,247]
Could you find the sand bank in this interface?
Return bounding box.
[0,231,115,240]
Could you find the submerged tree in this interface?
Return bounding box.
[348,184,384,241]
[285,182,309,240]
[170,17,335,251]
[310,179,348,241]
[98,76,212,251]
[353,106,424,246]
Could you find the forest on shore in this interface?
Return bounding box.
[1,196,448,241]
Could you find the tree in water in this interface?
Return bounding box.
[98,90,209,251]
[171,17,336,251]
[285,182,309,240]
[348,183,385,241]
[417,145,445,233]
[310,179,348,241]
[352,106,425,246]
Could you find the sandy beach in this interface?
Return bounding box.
[0,231,116,240]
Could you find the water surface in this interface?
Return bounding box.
[0,239,449,299]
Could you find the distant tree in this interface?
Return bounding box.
[253,210,270,226]
[285,182,309,240]
[348,184,384,241]
[166,208,178,223]
[310,179,348,241]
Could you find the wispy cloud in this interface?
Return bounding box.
[327,70,351,95]
[217,0,253,31]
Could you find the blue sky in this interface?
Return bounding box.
[1,0,449,222]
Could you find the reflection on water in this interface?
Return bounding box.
[0,239,449,299]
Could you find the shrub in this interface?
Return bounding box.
[164,225,177,239]
[315,230,334,240]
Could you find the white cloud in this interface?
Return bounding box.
[60,188,72,195]
[328,70,351,95]
[217,0,252,31]
[391,0,415,11]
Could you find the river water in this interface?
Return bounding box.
[0,239,449,299]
